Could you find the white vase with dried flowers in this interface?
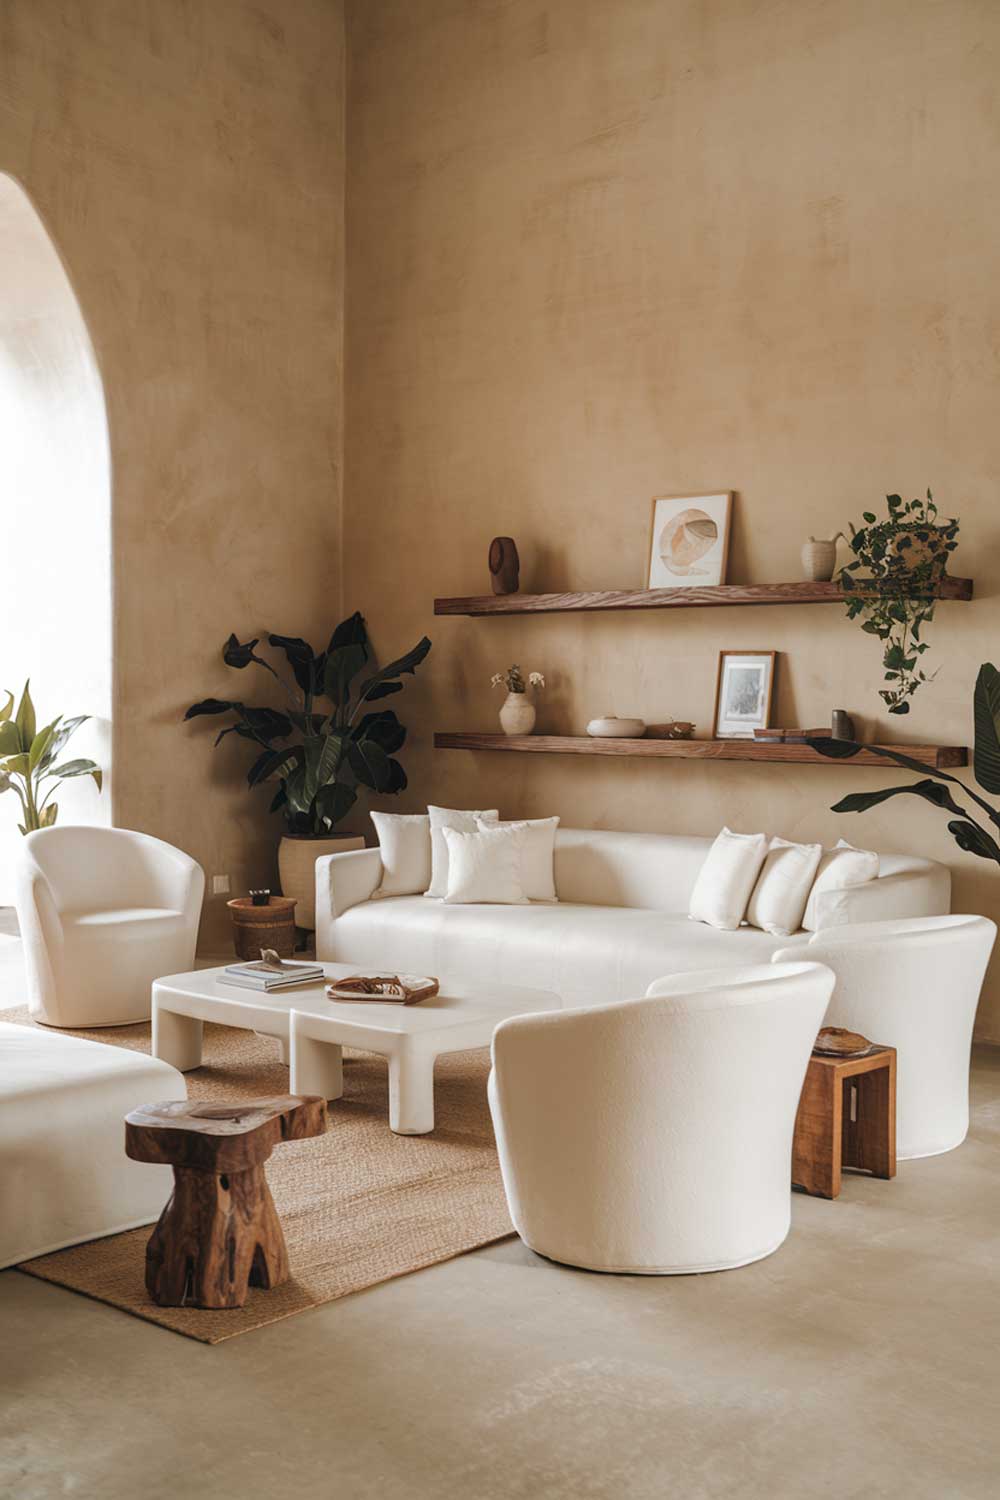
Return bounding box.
[491,664,544,735]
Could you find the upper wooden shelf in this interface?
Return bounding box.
[434,732,968,770]
[434,578,974,616]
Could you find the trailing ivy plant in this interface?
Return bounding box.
[808,662,1000,866]
[840,490,959,715]
[0,682,103,833]
[184,614,431,836]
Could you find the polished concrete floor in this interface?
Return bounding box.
[2,922,999,1499]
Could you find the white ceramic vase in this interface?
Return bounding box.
[499,691,536,736]
[278,832,365,930]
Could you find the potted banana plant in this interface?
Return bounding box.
[0,682,103,832]
[184,613,431,928]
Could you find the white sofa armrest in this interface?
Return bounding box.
[811,860,951,931]
[314,848,383,960]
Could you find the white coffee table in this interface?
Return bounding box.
[151,964,560,1135]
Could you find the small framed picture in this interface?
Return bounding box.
[713,651,778,739]
[647,492,733,589]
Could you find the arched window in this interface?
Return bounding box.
[0,174,112,899]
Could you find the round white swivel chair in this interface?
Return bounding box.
[15,826,205,1027]
[487,961,834,1275]
[776,914,996,1160]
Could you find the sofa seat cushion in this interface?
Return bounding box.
[0,1022,186,1268]
[328,897,810,1007]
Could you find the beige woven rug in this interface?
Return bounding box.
[5,1006,513,1343]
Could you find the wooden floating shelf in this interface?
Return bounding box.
[434,578,974,616]
[434,733,968,770]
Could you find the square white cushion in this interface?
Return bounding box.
[803,839,880,931]
[370,812,431,898]
[426,806,499,898]
[746,836,823,936]
[442,824,529,905]
[476,815,559,902]
[688,827,769,931]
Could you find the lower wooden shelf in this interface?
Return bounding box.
[434,733,968,770]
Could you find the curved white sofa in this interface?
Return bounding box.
[488,962,835,1273]
[315,828,950,1007]
[16,826,204,1027]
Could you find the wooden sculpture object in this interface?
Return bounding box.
[488,536,520,595]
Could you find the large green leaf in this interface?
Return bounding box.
[246,746,300,788]
[347,738,393,792]
[315,781,357,830]
[302,734,346,805]
[39,802,58,828]
[946,819,1000,864]
[323,644,368,708]
[973,662,1000,794]
[223,634,261,669]
[48,758,103,793]
[267,634,317,694]
[0,690,13,722]
[354,710,406,755]
[1,753,30,777]
[0,719,20,756]
[29,719,60,772]
[184,698,237,720]
[37,715,88,771]
[282,765,311,815]
[356,636,431,706]
[831,778,965,818]
[15,682,35,747]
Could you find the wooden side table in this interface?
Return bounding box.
[125,1094,326,1308]
[792,1046,896,1199]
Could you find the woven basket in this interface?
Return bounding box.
[227,897,298,960]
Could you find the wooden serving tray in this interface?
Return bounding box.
[327,974,440,1005]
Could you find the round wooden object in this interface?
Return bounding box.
[813,1025,876,1058]
[227,896,297,960]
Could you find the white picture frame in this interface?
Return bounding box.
[713,651,778,739]
[646,492,733,589]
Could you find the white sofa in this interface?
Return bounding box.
[315,828,950,1007]
[0,1021,186,1269]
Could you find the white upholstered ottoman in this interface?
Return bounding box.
[0,1022,187,1269]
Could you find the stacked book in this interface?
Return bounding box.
[218,959,325,992]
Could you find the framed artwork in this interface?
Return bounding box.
[646,492,733,589]
[713,651,778,739]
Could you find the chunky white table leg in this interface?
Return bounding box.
[278,1036,290,1066]
[388,1046,437,1135]
[152,1002,203,1071]
[290,1021,344,1102]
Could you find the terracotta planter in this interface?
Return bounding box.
[499,691,536,736]
[278,832,365,930]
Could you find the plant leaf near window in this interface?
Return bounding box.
[184,614,431,836]
[0,682,102,833]
[840,490,959,715]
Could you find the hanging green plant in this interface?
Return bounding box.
[840,490,959,715]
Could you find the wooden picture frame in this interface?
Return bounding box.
[646,492,733,589]
[713,651,778,739]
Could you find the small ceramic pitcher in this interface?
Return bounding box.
[801,532,844,582]
[499,691,536,736]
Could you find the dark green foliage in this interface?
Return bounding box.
[184,616,431,835]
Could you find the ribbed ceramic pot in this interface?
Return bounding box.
[498,691,536,736]
[278,832,365,930]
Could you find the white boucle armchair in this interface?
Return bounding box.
[487,961,835,1274]
[15,826,204,1027]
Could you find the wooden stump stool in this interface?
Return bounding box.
[792,1047,896,1199]
[125,1095,326,1309]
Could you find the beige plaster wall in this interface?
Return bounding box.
[1,0,345,948]
[344,0,1000,1036]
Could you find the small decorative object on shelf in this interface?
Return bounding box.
[841,490,959,714]
[491,664,544,735]
[831,709,856,741]
[647,492,733,588]
[488,536,520,595]
[753,726,827,744]
[646,721,695,739]
[327,973,439,1005]
[713,651,778,739]
[801,532,844,581]
[586,716,646,738]
[813,1026,876,1058]
[227,895,298,961]
[250,888,271,906]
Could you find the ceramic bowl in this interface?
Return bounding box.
[586,717,647,738]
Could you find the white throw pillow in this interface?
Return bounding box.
[688,827,769,932]
[746,836,823,936]
[442,824,529,905]
[370,812,431,898]
[803,839,880,931]
[476,815,559,902]
[426,806,499,898]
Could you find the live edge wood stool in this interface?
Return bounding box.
[792,1047,897,1199]
[125,1095,326,1309]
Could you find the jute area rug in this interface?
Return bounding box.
[4,1006,514,1344]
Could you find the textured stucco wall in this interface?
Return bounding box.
[344,0,1000,1035]
[0,0,345,947]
